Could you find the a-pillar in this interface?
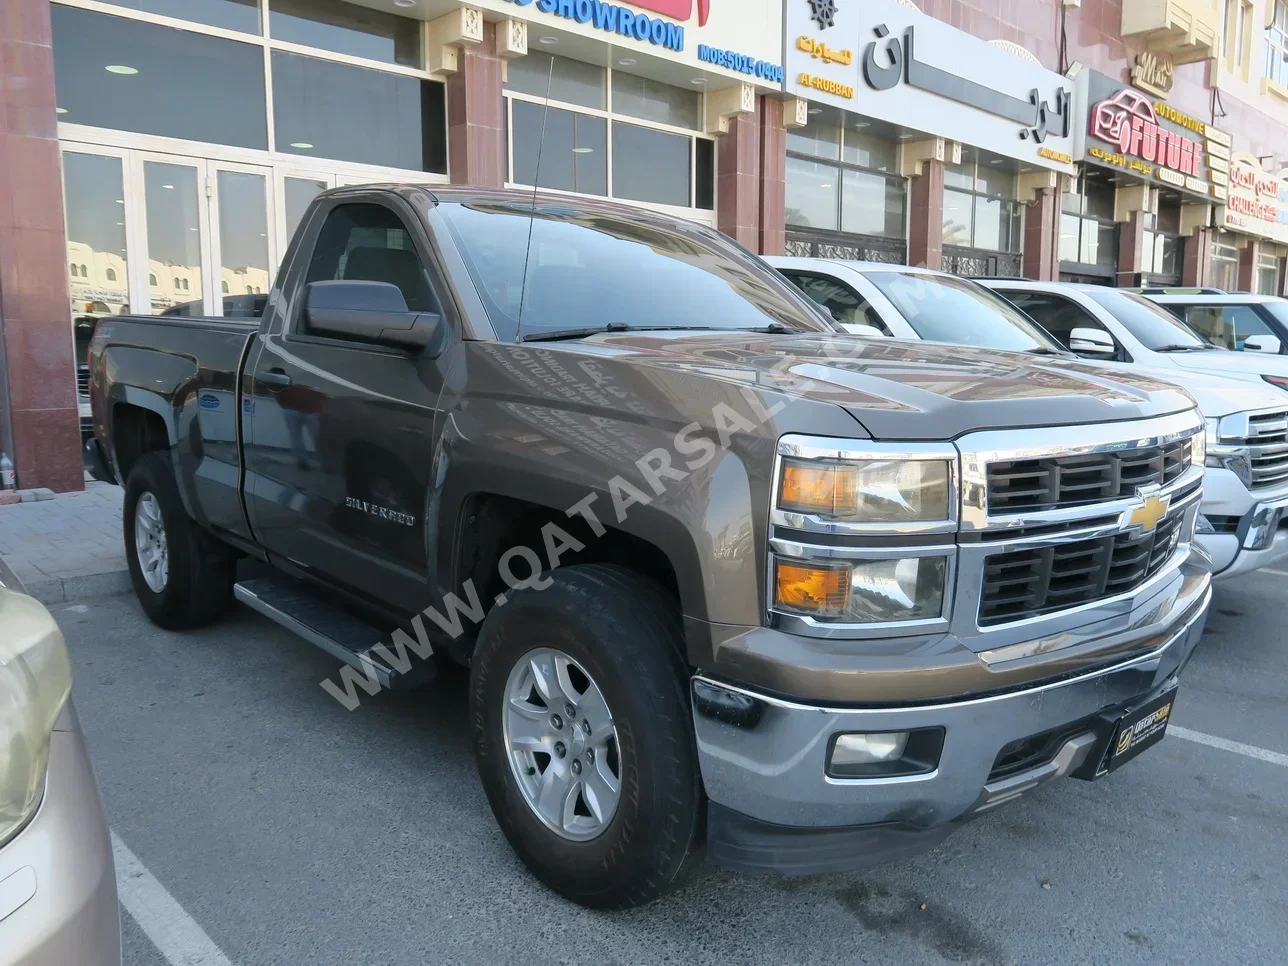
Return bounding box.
[1237,239,1260,291]
[0,0,82,491]
[907,160,945,270]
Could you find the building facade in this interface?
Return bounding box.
[2,0,1288,490]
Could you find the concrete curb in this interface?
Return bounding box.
[20,569,133,605]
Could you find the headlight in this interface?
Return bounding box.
[777,458,952,524]
[0,589,72,848]
[773,554,948,624]
[1204,414,1252,486]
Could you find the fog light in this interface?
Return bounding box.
[832,732,910,767]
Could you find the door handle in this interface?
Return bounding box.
[258,368,292,390]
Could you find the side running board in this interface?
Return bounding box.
[233,575,435,689]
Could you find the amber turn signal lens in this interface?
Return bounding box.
[778,462,857,515]
[774,560,850,616]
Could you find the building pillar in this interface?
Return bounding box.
[1182,227,1212,286]
[447,22,505,187]
[1022,188,1059,281]
[758,98,786,257]
[1237,240,1260,292]
[716,104,761,251]
[1116,211,1146,287]
[908,160,945,270]
[0,0,82,492]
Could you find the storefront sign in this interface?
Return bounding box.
[782,0,1076,174]
[1131,52,1174,98]
[1072,69,1229,204]
[1220,153,1288,243]
[488,0,783,88]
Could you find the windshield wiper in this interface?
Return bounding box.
[1026,346,1065,355]
[1153,344,1212,352]
[521,324,720,343]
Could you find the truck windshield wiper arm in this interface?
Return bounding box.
[521,324,723,343]
[1025,346,1065,355]
[1153,344,1211,352]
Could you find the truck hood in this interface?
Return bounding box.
[1162,348,1288,380]
[1129,365,1288,418]
[573,332,1197,440]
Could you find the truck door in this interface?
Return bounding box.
[242,194,454,613]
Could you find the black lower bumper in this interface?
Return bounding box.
[706,803,957,876]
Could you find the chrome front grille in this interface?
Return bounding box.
[986,440,1190,512]
[979,511,1184,626]
[1248,410,1288,488]
[958,410,1204,636]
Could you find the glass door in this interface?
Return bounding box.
[134,152,211,316]
[211,161,275,318]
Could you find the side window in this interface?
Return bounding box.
[304,203,437,320]
[1183,305,1273,350]
[1006,292,1114,351]
[781,271,891,334]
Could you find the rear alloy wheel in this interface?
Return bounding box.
[503,647,621,842]
[124,452,235,630]
[133,492,169,593]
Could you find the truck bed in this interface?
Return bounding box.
[90,314,259,542]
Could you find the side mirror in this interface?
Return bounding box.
[841,322,886,337]
[1069,327,1116,357]
[1244,334,1282,354]
[305,280,442,351]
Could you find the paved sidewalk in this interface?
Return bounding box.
[0,482,129,603]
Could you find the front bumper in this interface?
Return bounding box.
[1198,469,1288,579]
[0,704,120,966]
[693,568,1210,875]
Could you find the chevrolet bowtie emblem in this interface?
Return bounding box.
[1125,490,1171,534]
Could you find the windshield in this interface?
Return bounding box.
[863,272,1062,352]
[1086,290,1213,349]
[438,202,834,342]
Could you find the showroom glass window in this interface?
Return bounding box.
[504,52,715,212]
[943,147,1022,253]
[1258,251,1282,295]
[51,2,446,173]
[784,106,906,247]
[1210,232,1241,291]
[1141,202,1182,280]
[1265,0,1288,88]
[1059,173,1118,273]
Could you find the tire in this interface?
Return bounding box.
[470,564,702,909]
[123,451,234,630]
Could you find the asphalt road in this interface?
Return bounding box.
[60,571,1287,966]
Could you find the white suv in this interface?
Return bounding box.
[979,280,1288,580]
[766,258,1288,579]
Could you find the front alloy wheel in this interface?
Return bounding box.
[503,647,621,841]
[133,491,169,593]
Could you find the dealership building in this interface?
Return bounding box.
[3,0,1288,491]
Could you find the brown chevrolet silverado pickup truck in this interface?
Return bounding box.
[87,185,1211,907]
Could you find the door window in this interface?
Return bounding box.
[1005,293,1113,352]
[1182,305,1275,350]
[781,271,889,333]
[304,203,436,321]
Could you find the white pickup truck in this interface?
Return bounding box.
[768,258,1288,580]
